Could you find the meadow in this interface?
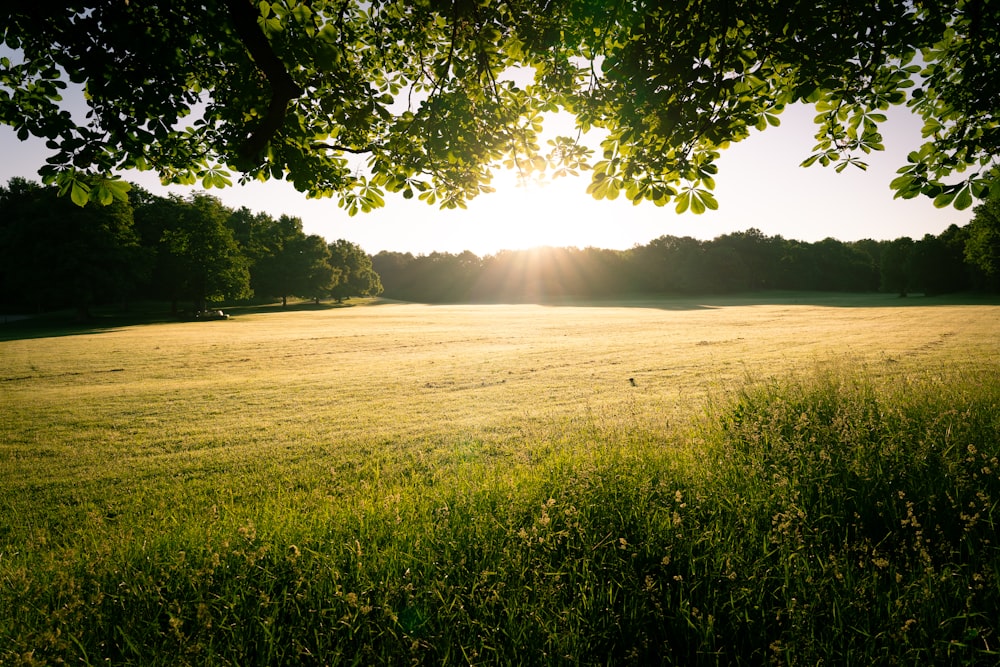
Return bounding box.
[1,293,999,665]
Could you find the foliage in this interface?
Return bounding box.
[965,193,1000,285]
[133,192,252,311]
[0,177,145,317]
[879,236,915,297]
[909,231,969,296]
[0,179,383,313]
[2,171,996,317]
[327,238,383,302]
[247,214,337,306]
[2,2,998,211]
[371,225,997,303]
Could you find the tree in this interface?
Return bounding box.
[251,215,337,306]
[0,177,145,318]
[371,250,417,300]
[134,192,251,312]
[909,233,967,295]
[627,235,706,294]
[880,237,915,297]
[965,198,1000,276]
[3,2,998,213]
[294,234,340,303]
[327,240,382,302]
[226,206,281,265]
[964,194,1000,289]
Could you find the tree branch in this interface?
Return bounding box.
[224,0,304,163]
[311,142,375,154]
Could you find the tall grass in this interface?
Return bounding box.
[3,361,998,665]
[697,365,1000,664]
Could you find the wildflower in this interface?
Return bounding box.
[238,523,256,542]
[196,603,212,629]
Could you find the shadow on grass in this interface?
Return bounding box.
[0,300,362,342]
[225,300,356,316]
[4,293,997,341]
[423,291,1000,311]
[0,310,179,342]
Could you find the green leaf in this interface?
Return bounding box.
[889,174,914,192]
[933,191,956,208]
[93,183,114,205]
[606,179,620,200]
[953,186,973,210]
[70,180,90,207]
[690,193,706,214]
[587,178,609,198]
[700,191,719,211]
[674,192,690,214]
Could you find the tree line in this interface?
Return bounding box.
[373,214,1000,304]
[0,178,382,318]
[4,175,1000,317]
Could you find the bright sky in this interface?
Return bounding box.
[0,103,971,256]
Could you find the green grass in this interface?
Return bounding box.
[2,294,999,664]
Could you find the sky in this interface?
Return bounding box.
[0,103,972,257]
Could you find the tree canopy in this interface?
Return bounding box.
[0,176,394,315]
[3,1,998,212]
[370,223,993,303]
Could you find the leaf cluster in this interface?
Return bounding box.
[2,1,998,210]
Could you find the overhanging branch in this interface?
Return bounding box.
[311,142,376,154]
[224,0,304,162]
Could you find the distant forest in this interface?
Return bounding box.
[374,223,999,303]
[3,176,1000,317]
[0,178,382,318]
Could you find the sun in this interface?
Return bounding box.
[453,170,636,255]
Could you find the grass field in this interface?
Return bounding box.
[2,293,999,664]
